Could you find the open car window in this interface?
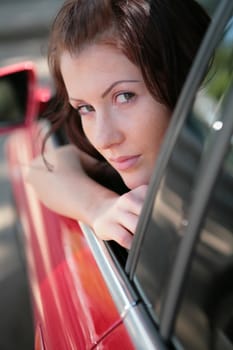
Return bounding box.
[125,2,233,344]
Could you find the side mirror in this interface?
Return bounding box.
[0,61,50,133]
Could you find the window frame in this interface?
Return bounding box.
[125,0,233,342]
[160,83,233,341]
[126,0,233,277]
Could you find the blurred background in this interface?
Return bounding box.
[0,1,63,349]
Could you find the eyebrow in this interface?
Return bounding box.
[101,79,141,98]
[69,79,141,103]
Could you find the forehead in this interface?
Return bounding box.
[60,44,143,97]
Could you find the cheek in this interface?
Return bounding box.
[81,120,93,144]
[141,103,171,147]
[154,114,170,141]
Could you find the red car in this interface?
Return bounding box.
[0,1,233,349]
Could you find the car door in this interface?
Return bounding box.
[3,74,134,349]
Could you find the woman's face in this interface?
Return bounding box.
[60,44,171,189]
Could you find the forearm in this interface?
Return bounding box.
[51,170,118,226]
[26,146,118,227]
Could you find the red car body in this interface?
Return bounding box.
[0,62,134,350]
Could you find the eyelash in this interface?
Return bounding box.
[75,91,136,116]
[114,91,136,104]
[76,104,94,116]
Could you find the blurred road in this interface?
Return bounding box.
[0,1,63,349]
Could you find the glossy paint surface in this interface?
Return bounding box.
[94,323,135,349]
[6,123,133,349]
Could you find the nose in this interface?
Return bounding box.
[92,110,124,150]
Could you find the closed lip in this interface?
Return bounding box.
[109,155,140,171]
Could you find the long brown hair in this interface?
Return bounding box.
[43,0,210,162]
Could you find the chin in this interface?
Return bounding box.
[122,173,149,190]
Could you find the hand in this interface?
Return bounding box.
[92,185,148,249]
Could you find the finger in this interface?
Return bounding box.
[118,211,139,235]
[131,184,148,201]
[112,228,134,249]
[120,186,148,216]
[96,222,134,249]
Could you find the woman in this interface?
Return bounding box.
[28,0,210,248]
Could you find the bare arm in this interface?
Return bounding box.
[26,145,147,248]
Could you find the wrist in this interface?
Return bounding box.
[87,189,118,229]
